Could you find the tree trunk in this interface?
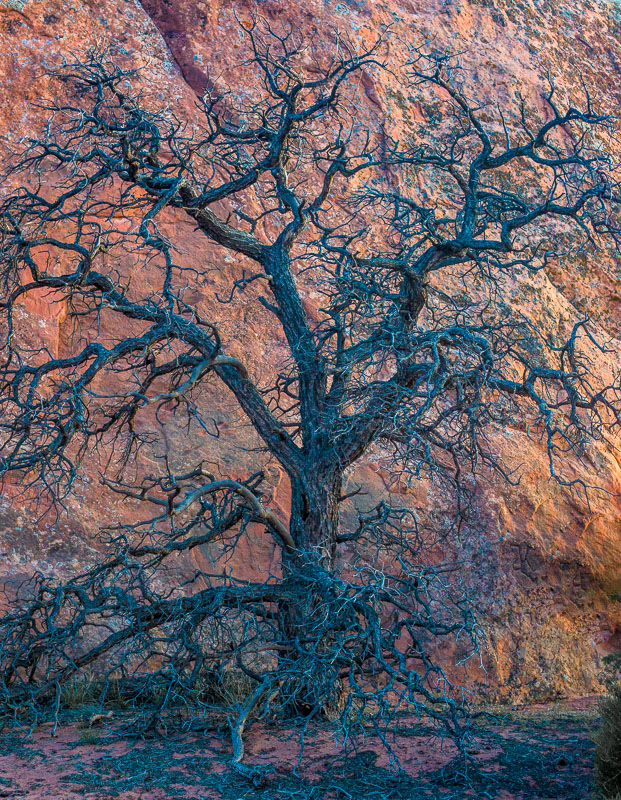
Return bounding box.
[278,469,343,716]
[288,470,342,563]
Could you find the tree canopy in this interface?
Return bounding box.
[0,23,619,763]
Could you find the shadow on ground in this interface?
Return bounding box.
[0,699,598,799]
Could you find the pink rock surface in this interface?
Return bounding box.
[0,0,619,702]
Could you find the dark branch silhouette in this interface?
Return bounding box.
[0,22,619,764]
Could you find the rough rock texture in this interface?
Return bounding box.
[0,0,620,702]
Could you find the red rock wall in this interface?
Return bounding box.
[1,0,620,701]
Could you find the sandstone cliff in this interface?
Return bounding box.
[0,0,620,701]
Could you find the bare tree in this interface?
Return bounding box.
[0,23,619,764]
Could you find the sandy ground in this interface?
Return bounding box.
[0,698,599,799]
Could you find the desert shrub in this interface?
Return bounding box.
[77,727,103,745]
[603,652,621,689]
[595,682,621,798]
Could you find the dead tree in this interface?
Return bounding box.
[0,24,619,762]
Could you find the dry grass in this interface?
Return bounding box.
[60,674,99,710]
[201,668,257,707]
[472,700,599,727]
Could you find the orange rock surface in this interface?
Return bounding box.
[0,0,620,702]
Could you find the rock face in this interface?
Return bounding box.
[0,0,620,702]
